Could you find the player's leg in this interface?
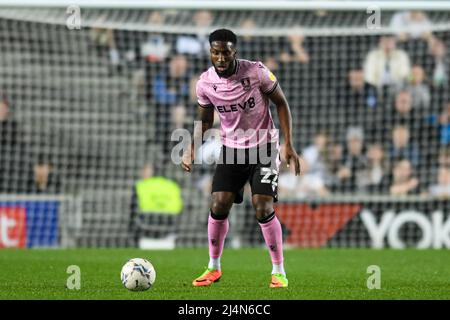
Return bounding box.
[250,143,288,287]
[208,191,235,270]
[208,159,248,270]
[251,194,288,288]
[193,153,248,287]
[192,191,235,287]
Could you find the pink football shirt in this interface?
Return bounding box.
[196,59,279,149]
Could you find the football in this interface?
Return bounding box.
[120,258,156,291]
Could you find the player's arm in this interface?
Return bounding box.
[181,105,214,172]
[268,85,301,176]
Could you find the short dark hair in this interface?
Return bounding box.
[36,153,53,166]
[209,29,237,46]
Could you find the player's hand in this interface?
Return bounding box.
[181,145,194,172]
[284,143,301,176]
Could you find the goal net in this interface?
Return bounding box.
[0,3,449,249]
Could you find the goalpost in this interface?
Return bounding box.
[0,1,449,249]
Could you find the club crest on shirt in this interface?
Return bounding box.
[212,84,218,92]
[240,77,251,91]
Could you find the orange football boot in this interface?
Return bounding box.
[192,268,222,287]
[270,273,289,288]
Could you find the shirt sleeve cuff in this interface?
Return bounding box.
[198,102,214,108]
[263,81,279,95]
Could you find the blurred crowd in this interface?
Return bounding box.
[1,10,450,200]
[0,95,61,194]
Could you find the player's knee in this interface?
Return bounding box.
[252,201,274,222]
[211,194,234,218]
[210,205,230,219]
[255,208,274,222]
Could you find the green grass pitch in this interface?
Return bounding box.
[0,248,449,300]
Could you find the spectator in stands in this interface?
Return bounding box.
[302,132,331,184]
[358,143,389,193]
[429,39,448,88]
[437,102,450,147]
[278,143,328,199]
[389,11,433,42]
[341,69,379,137]
[433,146,450,186]
[89,14,122,74]
[175,10,213,57]
[388,159,421,196]
[98,13,166,74]
[336,127,368,192]
[277,161,298,199]
[131,163,183,215]
[238,18,258,59]
[388,90,437,153]
[278,162,329,199]
[406,65,430,109]
[363,34,411,95]
[152,54,191,106]
[25,155,61,194]
[428,166,450,199]
[141,30,167,62]
[344,69,378,111]
[236,18,278,68]
[389,90,415,128]
[430,146,450,186]
[324,141,344,190]
[140,12,172,101]
[0,96,22,193]
[279,32,310,64]
[438,147,450,167]
[129,162,183,246]
[146,54,191,154]
[389,125,420,168]
[425,39,449,121]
